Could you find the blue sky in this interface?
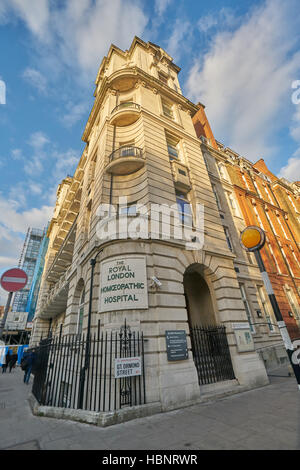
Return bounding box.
[0,0,300,303]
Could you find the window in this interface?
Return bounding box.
[162,99,174,119]
[257,285,274,332]
[228,192,239,217]
[119,202,137,217]
[119,141,135,157]
[168,143,178,160]
[264,185,274,205]
[158,72,169,85]
[241,173,251,190]
[282,248,294,277]
[253,180,263,198]
[290,246,300,269]
[166,134,180,161]
[77,289,85,335]
[285,286,300,323]
[265,211,278,235]
[239,284,255,332]
[246,251,254,265]
[176,191,193,226]
[288,194,299,214]
[277,216,289,239]
[268,243,281,274]
[203,154,209,172]
[253,206,265,230]
[218,163,228,180]
[223,227,233,252]
[212,184,222,211]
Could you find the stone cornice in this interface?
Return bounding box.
[82,66,199,143]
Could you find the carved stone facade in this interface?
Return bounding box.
[31,37,270,413]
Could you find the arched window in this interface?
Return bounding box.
[77,289,85,335]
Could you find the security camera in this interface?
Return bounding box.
[151,276,162,287]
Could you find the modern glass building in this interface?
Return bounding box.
[12,228,46,314]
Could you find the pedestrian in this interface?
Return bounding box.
[23,348,36,384]
[2,348,11,373]
[8,352,18,372]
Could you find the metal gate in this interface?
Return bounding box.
[190,324,235,385]
[32,321,146,412]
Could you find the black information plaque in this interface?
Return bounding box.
[165,330,188,361]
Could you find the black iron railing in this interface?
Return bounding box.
[190,324,235,385]
[109,146,143,162]
[32,321,146,412]
[111,102,140,115]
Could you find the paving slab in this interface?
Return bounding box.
[0,365,299,450]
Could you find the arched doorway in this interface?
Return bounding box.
[184,264,216,328]
[183,264,235,385]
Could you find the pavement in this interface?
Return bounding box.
[0,365,299,450]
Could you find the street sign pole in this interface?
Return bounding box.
[254,249,300,390]
[240,226,300,390]
[0,267,28,341]
[0,291,13,339]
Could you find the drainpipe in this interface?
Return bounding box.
[78,249,103,409]
[109,93,118,215]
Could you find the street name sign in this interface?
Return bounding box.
[115,356,142,378]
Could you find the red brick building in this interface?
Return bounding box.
[193,105,300,340]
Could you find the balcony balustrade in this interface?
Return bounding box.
[106,145,145,175]
[110,102,141,126]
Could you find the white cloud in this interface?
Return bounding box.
[197,8,238,33]
[22,67,47,94]
[52,149,79,181]
[61,102,89,128]
[24,131,50,176]
[11,148,23,161]
[154,0,172,17]
[186,0,300,161]
[0,195,52,234]
[1,0,50,39]
[279,157,300,181]
[166,19,192,61]
[29,183,43,195]
[28,131,49,150]
[3,0,148,81]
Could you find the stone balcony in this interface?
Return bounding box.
[105,145,145,175]
[110,102,141,127]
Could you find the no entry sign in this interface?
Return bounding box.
[0,268,28,292]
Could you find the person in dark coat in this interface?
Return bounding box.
[2,349,11,373]
[8,353,18,372]
[23,349,36,384]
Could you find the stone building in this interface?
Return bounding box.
[193,106,300,345]
[31,37,271,416]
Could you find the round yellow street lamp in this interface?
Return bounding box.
[240,225,265,252]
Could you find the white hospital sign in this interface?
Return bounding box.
[99,256,148,312]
